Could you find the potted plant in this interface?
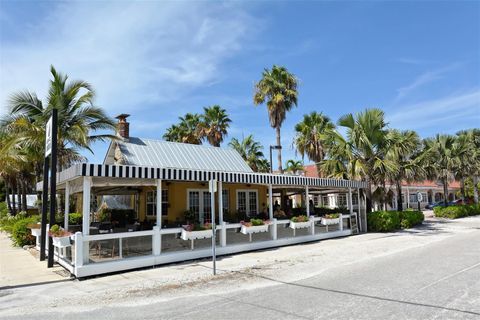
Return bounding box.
[321,213,341,226]
[240,218,269,235]
[183,210,196,224]
[27,222,42,237]
[289,215,311,229]
[49,224,72,247]
[181,223,213,241]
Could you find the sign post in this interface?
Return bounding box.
[416,192,423,212]
[209,179,217,275]
[40,109,58,267]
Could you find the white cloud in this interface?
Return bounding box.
[388,88,480,133]
[0,2,256,115]
[395,62,462,101]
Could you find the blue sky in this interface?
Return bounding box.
[1,1,479,168]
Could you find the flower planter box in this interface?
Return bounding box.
[52,235,72,248]
[240,224,269,235]
[30,228,42,237]
[289,221,311,229]
[181,229,213,241]
[321,217,340,226]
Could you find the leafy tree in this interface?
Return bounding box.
[254,65,298,173]
[293,111,335,176]
[228,135,268,172]
[285,160,304,173]
[198,105,231,147]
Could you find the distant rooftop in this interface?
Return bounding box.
[104,137,253,173]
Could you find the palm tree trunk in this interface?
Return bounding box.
[5,181,12,214]
[473,176,479,204]
[396,181,403,212]
[11,182,17,215]
[35,161,43,213]
[276,126,283,173]
[460,177,466,202]
[21,179,28,212]
[442,178,449,207]
[366,177,372,213]
[17,178,22,213]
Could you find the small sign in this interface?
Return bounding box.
[416,192,423,202]
[45,116,53,157]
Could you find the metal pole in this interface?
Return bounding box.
[269,146,273,173]
[210,180,217,275]
[47,109,58,268]
[40,159,49,261]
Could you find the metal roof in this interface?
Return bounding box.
[108,137,254,173]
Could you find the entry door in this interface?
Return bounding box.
[187,190,211,224]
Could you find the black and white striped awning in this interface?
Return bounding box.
[55,163,367,189]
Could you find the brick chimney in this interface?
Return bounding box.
[115,114,130,140]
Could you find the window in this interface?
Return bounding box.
[146,190,168,216]
[313,196,319,207]
[409,194,417,203]
[222,189,229,213]
[322,196,329,207]
[237,190,258,216]
[187,189,213,223]
[352,195,358,205]
[337,194,347,207]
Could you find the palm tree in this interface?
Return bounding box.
[254,65,298,173]
[256,159,271,173]
[285,160,304,174]
[293,111,335,176]
[1,65,116,209]
[385,129,423,211]
[454,129,480,203]
[320,108,396,212]
[163,124,182,142]
[228,135,266,172]
[198,105,231,147]
[422,134,458,207]
[177,113,202,144]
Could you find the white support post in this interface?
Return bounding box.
[221,221,227,247]
[74,231,83,272]
[406,186,410,209]
[272,218,277,240]
[268,184,273,220]
[153,226,161,255]
[156,179,162,228]
[348,187,354,216]
[306,186,310,217]
[357,188,361,232]
[64,181,70,230]
[363,192,368,232]
[82,177,91,235]
[310,216,315,235]
[218,181,223,223]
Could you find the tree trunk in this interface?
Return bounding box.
[460,177,466,202]
[473,176,479,204]
[35,161,43,214]
[11,182,17,215]
[276,125,283,173]
[366,178,372,213]
[396,181,403,212]
[17,179,22,213]
[21,179,28,212]
[5,181,12,214]
[443,178,449,207]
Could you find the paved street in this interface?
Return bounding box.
[1,215,479,319]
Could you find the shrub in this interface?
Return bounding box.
[0,211,29,234]
[324,213,340,219]
[68,213,82,225]
[434,204,480,219]
[250,218,265,226]
[11,215,40,247]
[368,211,401,232]
[0,202,8,219]
[291,215,308,222]
[398,211,424,229]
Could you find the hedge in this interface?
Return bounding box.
[11,215,39,247]
[434,204,480,219]
[368,210,424,232]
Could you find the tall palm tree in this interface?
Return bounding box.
[320,108,396,212]
[163,124,182,142]
[422,134,459,207]
[228,135,266,172]
[293,111,335,176]
[454,129,480,203]
[385,129,423,211]
[177,113,202,145]
[254,65,298,173]
[199,105,231,147]
[285,160,304,174]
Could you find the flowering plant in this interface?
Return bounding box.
[48,224,72,238]
[324,213,340,219]
[183,223,212,232]
[241,219,269,227]
[291,215,308,223]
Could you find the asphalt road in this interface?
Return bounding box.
[1,217,479,319]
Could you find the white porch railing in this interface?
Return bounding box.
[34,215,354,278]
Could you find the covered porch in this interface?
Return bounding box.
[38,163,367,278]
